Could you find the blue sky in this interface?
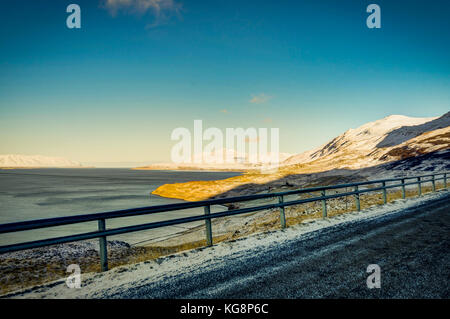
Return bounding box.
[1,0,449,164]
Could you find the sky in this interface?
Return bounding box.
[1,0,449,165]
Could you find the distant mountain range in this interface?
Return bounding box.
[135,148,293,171]
[0,154,83,168]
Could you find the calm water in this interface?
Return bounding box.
[0,169,241,246]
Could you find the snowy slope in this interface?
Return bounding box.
[0,154,82,168]
[282,112,450,170]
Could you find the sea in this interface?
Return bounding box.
[0,168,241,246]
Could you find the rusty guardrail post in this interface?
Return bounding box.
[321,190,327,218]
[98,218,108,272]
[354,185,360,211]
[444,173,447,190]
[417,177,422,196]
[204,205,213,246]
[278,195,286,229]
[401,179,406,199]
[382,182,387,204]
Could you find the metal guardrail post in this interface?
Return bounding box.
[432,175,436,192]
[354,185,360,211]
[401,179,406,199]
[382,182,387,204]
[98,219,108,272]
[445,173,447,189]
[417,177,422,196]
[321,190,327,218]
[204,205,213,246]
[278,196,286,228]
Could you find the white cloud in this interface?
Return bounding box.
[103,0,182,27]
[250,93,272,104]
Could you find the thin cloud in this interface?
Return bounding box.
[220,109,229,114]
[102,0,182,27]
[250,93,272,104]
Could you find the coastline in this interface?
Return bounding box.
[151,171,286,201]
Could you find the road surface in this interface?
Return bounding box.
[110,193,450,298]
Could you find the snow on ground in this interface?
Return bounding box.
[3,189,449,299]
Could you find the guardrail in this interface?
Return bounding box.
[0,172,448,271]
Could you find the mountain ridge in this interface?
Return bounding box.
[282,112,449,170]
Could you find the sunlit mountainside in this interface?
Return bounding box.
[152,112,450,201]
[281,112,450,171]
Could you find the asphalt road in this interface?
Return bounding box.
[108,193,450,298]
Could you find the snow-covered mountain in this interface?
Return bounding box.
[282,112,450,171]
[152,112,449,201]
[0,154,83,168]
